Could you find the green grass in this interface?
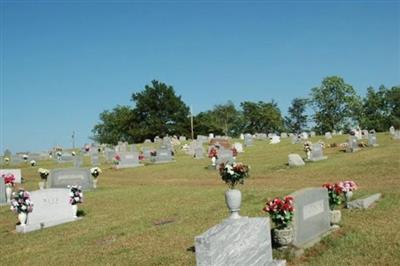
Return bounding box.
[1,133,399,265]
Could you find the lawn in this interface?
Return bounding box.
[0,133,399,265]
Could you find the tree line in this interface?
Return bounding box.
[92,77,400,144]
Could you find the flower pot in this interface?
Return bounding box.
[93,178,98,189]
[5,186,12,203]
[18,212,27,226]
[72,204,78,218]
[272,226,294,248]
[330,210,341,226]
[225,189,241,219]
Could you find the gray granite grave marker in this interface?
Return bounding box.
[194,147,204,159]
[195,217,285,266]
[90,152,100,166]
[154,147,174,164]
[288,154,305,167]
[292,187,331,249]
[368,132,378,147]
[48,168,93,191]
[116,152,142,169]
[309,144,327,161]
[346,136,360,152]
[16,188,78,233]
[244,134,253,147]
[0,178,5,205]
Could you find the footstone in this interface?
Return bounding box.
[292,188,331,249]
[16,188,79,233]
[0,169,22,183]
[47,168,93,191]
[288,154,305,167]
[347,193,381,209]
[195,217,285,266]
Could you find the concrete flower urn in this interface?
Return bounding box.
[211,157,216,167]
[93,178,98,189]
[344,191,353,208]
[72,204,78,218]
[18,212,27,226]
[225,189,242,219]
[272,226,294,248]
[306,150,311,160]
[38,181,46,190]
[5,185,12,203]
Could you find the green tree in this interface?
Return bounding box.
[131,80,190,140]
[212,101,241,136]
[310,76,361,134]
[359,86,390,131]
[387,86,400,128]
[285,98,309,133]
[92,105,134,144]
[241,100,284,133]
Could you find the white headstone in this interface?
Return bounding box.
[288,154,305,167]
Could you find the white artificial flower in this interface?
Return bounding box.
[21,205,27,210]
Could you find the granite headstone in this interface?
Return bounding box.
[47,168,93,191]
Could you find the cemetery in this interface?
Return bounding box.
[0,132,399,265]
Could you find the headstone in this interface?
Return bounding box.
[310,131,316,137]
[144,139,152,143]
[154,147,174,164]
[244,134,253,147]
[346,136,360,152]
[208,133,214,139]
[0,169,22,183]
[73,155,83,168]
[104,148,115,162]
[58,153,74,163]
[47,168,93,191]
[361,130,369,139]
[90,152,100,166]
[325,132,332,139]
[0,177,5,205]
[270,136,280,144]
[309,144,327,161]
[288,154,305,167]
[292,188,331,249]
[233,142,243,153]
[215,149,234,166]
[368,132,378,147]
[129,144,137,152]
[194,147,204,159]
[116,152,142,169]
[389,126,395,135]
[195,217,285,266]
[239,133,244,140]
[179,136,187,142]
[291,134,301,144]
[16,189,78,233]
[280,132,288,138]
[301,132,308,140]
[347,193,381,209]
[393,130,400,140]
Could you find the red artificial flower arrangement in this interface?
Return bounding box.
[263,196,295,229]
[232,147,238,157]
[2,174,15,186]
[208,147,218,158]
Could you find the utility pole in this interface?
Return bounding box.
[72,131,75,149]
[190,106,194,140]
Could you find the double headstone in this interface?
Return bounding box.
[309,144,327,161]
[195,217,285,266]
[116,152,142,169]
[292,188,331,249]
[47,168,93,191]
[16,189,78,233]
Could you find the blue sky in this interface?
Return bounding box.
[1,1,399,152]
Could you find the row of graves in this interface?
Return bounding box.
[0,166,99,233]
[194,156,382,265]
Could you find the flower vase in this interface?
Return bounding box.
[344,191,353,208]
[272,226,294,248]
[330,210,341,228]
[225,189,241,219]
[5,185,12,203]
[93,178,98,189]
[72,204,78,218]
[18,212,27,226]
[211,157,216,166]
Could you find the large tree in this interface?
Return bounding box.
[285,98,309,133]
[241,100,284,133]
[387,86,400,128]
[359,86,390,131]
[92,105,134,144]
[310,76,361,133]
[131,80,190,140]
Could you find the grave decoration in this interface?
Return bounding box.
[90,167,102,188]
[219,162,250,219]
[10,188,34,227]
[303,141,312,160]
[322,182,343,228]
[30,160,36,166]
[38,168,50,189]
[341,180,358,208]
[263,196,295,248]
[208,147,218,167]
[69,185,83,218]
[2,173,15,203]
